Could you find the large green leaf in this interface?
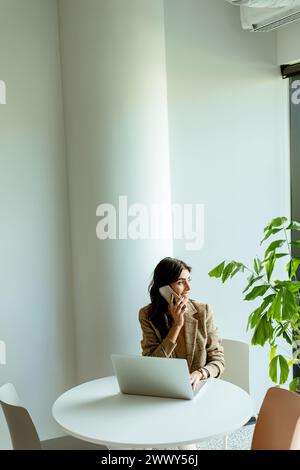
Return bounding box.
[252,315,273,346]
[269,345,277,361]
[269,354,289,384]
[253,257,263,274]
[269,356,278,383]
[267,291,282,321]
[289,377,300,392]
[247,311,258,331]
[282,288,298,320]
[264,217,287,233]
[230,261,245,277]
[222,262,236,283]
[265,251,276,282]
[286,258,300,279]
[274,253,289,259]
[279,355,289,384]
[274,280,300,293]
[264,240,286,258]
[283,330,293,345]
[208,261,225,278]
[274,323,292,345]
[244,284,270,301]
[260,228,282,245]
[246,294,275,331]
[247,306,264,331]
[262,293,277,306]
[264,253,288,264]
[243,275,264,294]
[286,221,300,231]
[229,262,245,279]
[291,241,300,248]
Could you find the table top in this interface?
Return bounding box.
[52,376,254,448]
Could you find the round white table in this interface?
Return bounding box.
[52,377,254,449]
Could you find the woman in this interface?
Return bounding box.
[139,257,225,392]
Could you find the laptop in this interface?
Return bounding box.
[111,354,207,400]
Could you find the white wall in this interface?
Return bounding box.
[0,0,76,448]
[0,1,295,449]
[164,0,290,411]
[277,21,300,65]
[58,0,172,382]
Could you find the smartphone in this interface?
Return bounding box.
[159,285,181,305]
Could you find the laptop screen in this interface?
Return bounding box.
[111,354,207,400]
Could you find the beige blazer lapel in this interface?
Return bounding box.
[184,301,198,369]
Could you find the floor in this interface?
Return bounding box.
[197,424,255,450]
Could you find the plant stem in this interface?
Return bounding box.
[243,263,278,295]
[284,226,300,303]
[284,226,292,260]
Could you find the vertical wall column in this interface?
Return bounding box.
[0,0,76,445]
[58,0,172,381]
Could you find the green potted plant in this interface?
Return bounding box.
[209,216,300,392]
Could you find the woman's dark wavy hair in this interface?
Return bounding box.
[148,257,191,339]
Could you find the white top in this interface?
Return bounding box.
[52,377,254,449]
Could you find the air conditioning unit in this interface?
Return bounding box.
[225,0,300,31]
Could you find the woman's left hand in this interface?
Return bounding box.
[190,368,209,390]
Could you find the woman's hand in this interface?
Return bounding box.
[168,295,187,329]
[190,368,209,391]
[199,368,209,380]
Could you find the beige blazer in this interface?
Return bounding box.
[139,300,225,378]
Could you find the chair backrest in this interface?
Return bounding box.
[251,387,300,450]
[221,339,250,393]
[0,383,42,450]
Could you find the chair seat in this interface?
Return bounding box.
[41,435,107,450]
[251,387,300,449]
[0,383,108,451]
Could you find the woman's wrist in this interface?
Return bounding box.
[167,324,182,343]
[199,367,210,379]
[170,322,183,333]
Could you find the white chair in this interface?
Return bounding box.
[221,339,256,449]
[0,383,107,450]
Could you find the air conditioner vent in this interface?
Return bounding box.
[253,9,300,30]
[225,0,300,31]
